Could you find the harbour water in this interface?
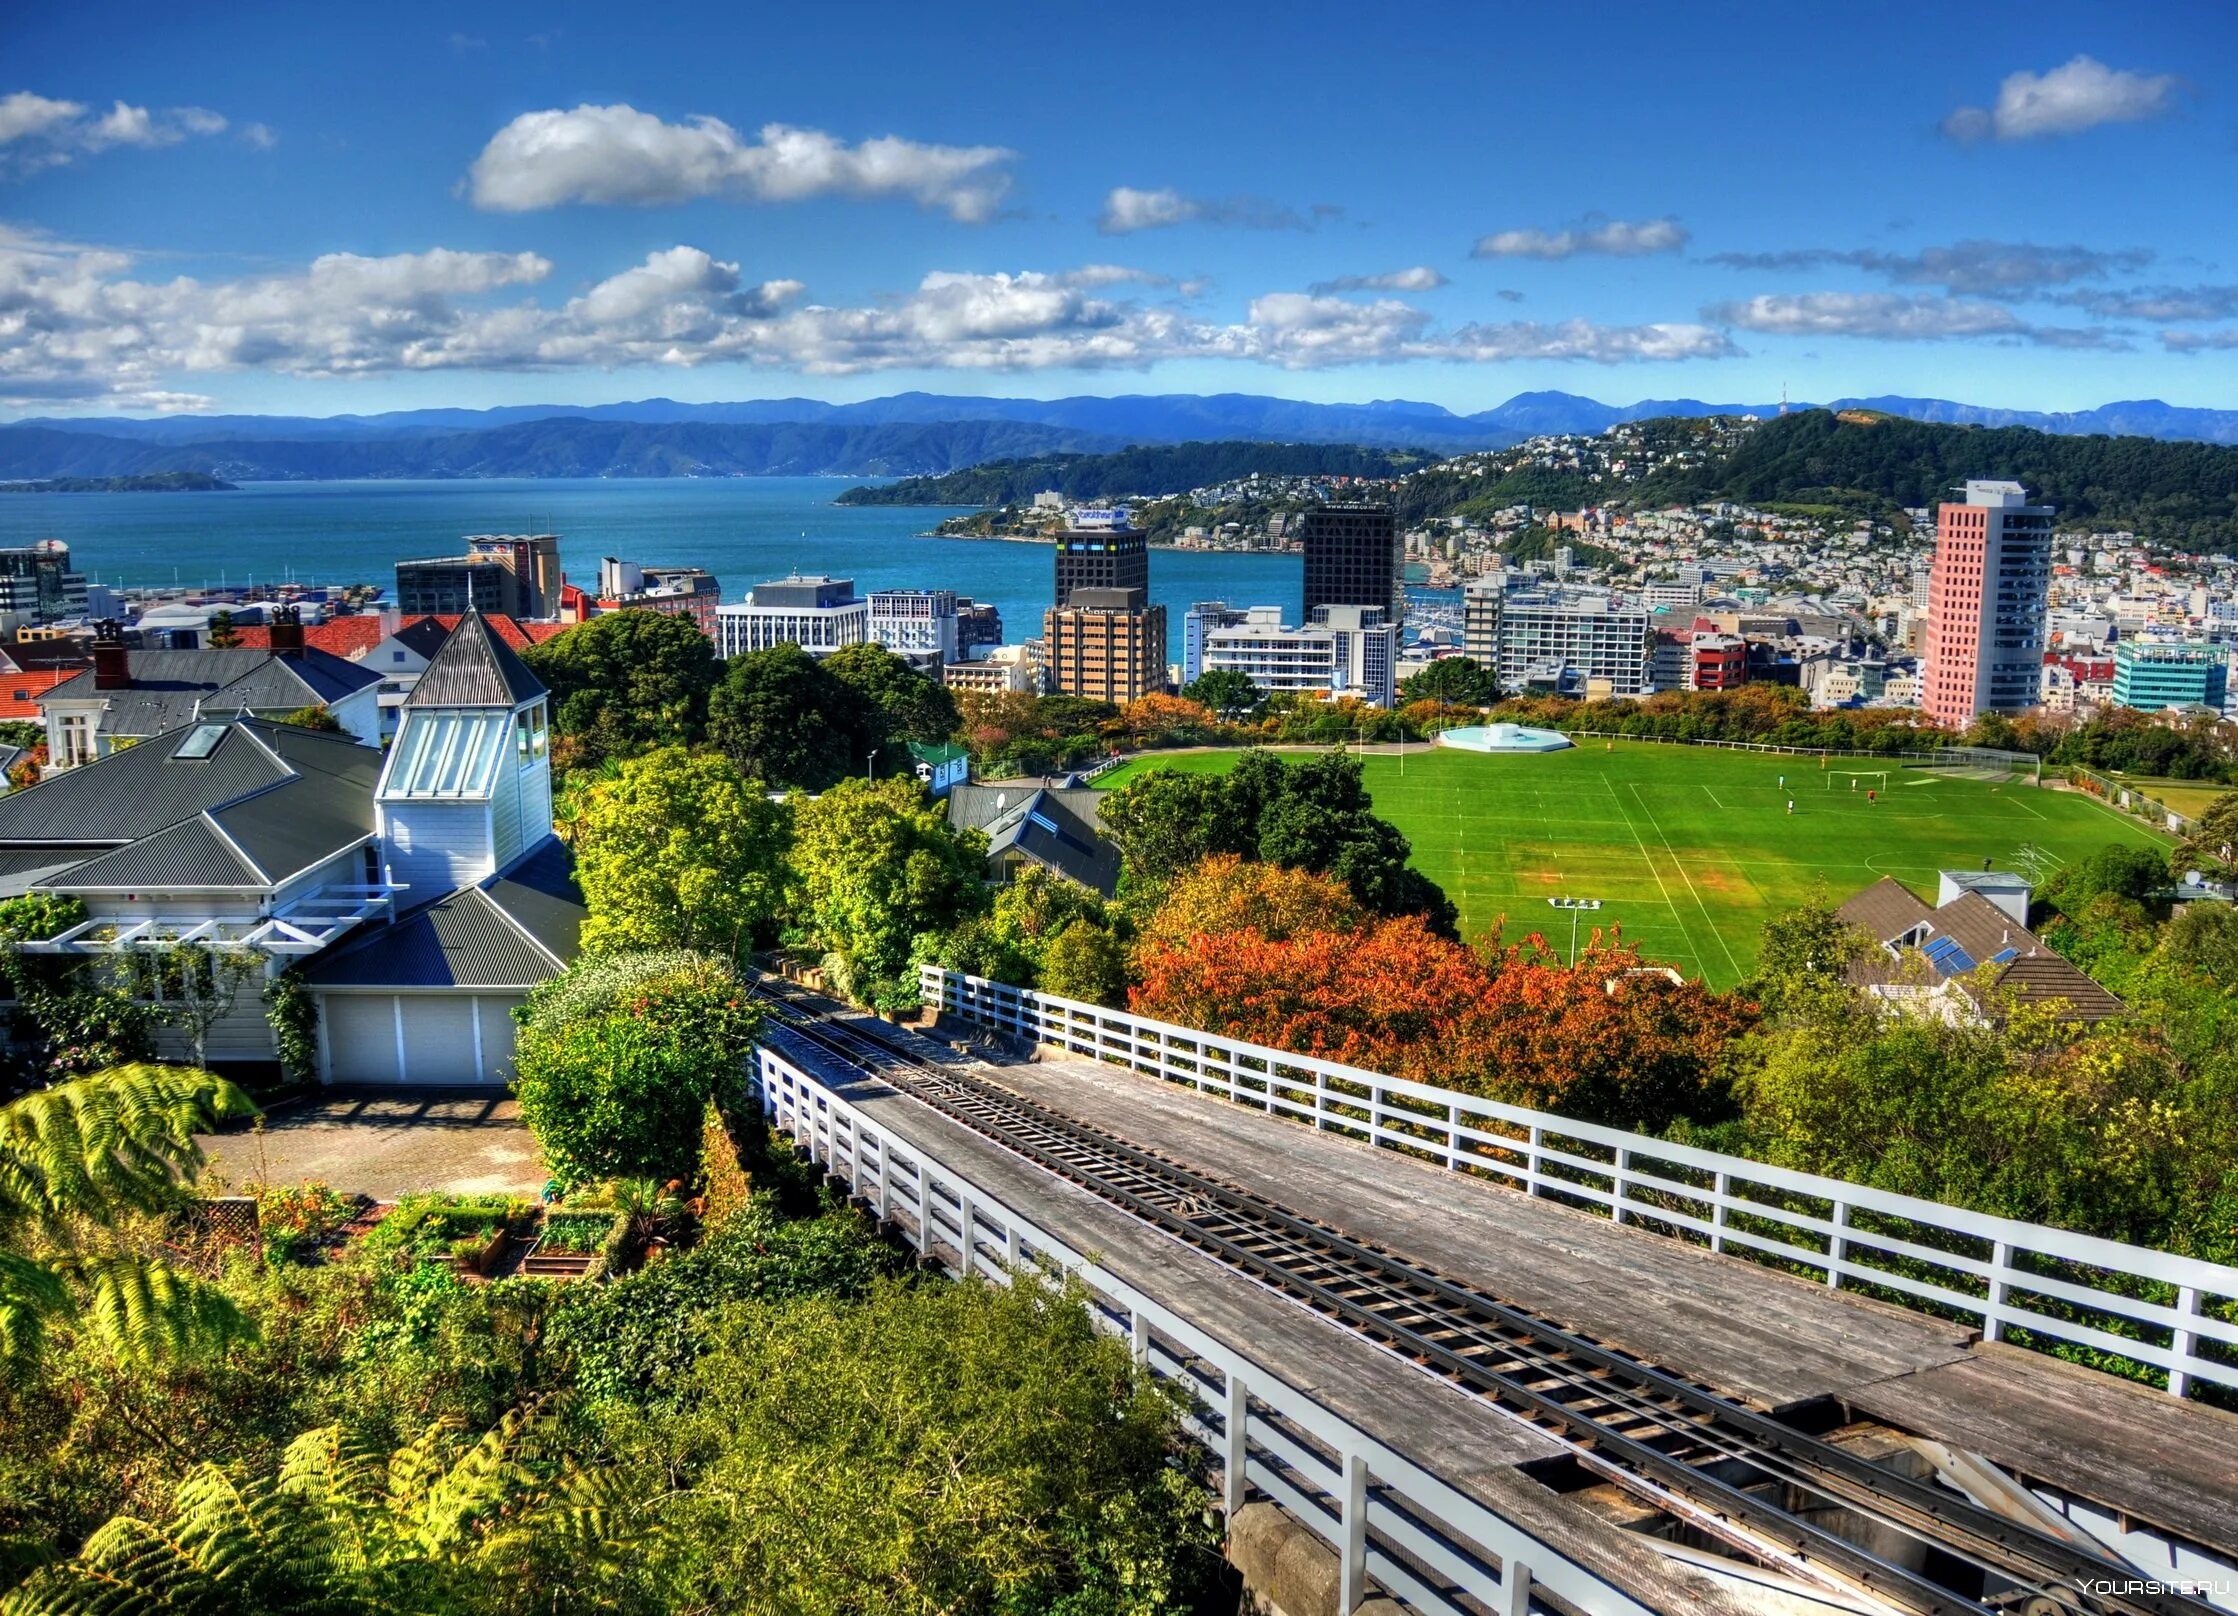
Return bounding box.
[0,477,1318,663]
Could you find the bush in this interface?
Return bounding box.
[511,951,760,1189]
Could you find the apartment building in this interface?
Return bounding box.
[1043,588,1165,704]
[1921,481,2053,730]
[1494,596,1652,695]
[1187,602,1398,706]
[715,576,870,659]
[869,588,961,665]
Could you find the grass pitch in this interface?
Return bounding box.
[1095,741,2171,989]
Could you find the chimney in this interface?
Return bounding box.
[92,619,129,691]
[268,604,305,656]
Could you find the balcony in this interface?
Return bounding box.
[22,882,405,958]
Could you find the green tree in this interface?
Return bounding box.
[2174,791,2238,880]
[205,610,239,649]
[1,1064,255,1363]
[936,866,1124,989]
[1744,889,1871,1017]
[2043,844,2167,917]
[787,778,985,1011]
[1397,657,1498,707]
[0,1405,644,1616]
[1040,919,1130,1005]
[707,644,856,791]
[1179,668,1261,720]
[273,704,341,733]
[565,747,790,956]
[511,952,759,1189]
[1097,770,1251,901]
[521,611,720,772]
[823,641,961,752]
[618,1274,1218,1616]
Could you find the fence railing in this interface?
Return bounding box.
[2068,764,2197,834]
[1559,731,2040,773]
[921,966,2238,1401]
[758,1042,1656,1616]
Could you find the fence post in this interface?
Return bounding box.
[2171,1285,2200,1399]
[1131,1308,1151,1368]
[1984,1240,2013,1342]
[1827,1200,1849,1288]
[1445,1102,1462,1172]
[1501,1558,1533,1616]
[1611,1148,1630,1225]
[875,1134,892,1222]
[1223,1370,1249,1513]
[1710,1172,1729,1254]
[957,1196,975,1278]
[1315,1070,1329,1131]
[1339,1451,1369,1615]
[1526,1124,1543,1195]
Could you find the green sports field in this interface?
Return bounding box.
[1095,741,2172,989]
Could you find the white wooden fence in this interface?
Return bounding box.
[758,1043,1658,1616]
[920,966,2238,1401]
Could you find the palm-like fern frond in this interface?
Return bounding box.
[0,1065,255,1366]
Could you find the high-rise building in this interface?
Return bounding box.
[395,534,562,619]
[2112,641,2227,712]
[869,589,961,665]
[715,576,870,659]
[1043,588,1165,704]
[0,540,89,627]
[1922,481,2054,731]
[1053,509,1148,605]
[1300,503,1401,624]
[1462,580,1502,665]
[1493,596,1652,696]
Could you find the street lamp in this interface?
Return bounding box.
[1546,896,1603,966]
[867,747,880,780]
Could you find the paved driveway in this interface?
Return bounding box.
[198,1089,547,1200]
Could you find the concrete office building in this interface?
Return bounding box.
[1494,596,1652,696]
[1191,603,1398,706]
[594,558,721,636]
[869,589,961,665]
[715,576,870,659]
[2113,641,2228,712]
[1043,588,1165,704]
[396,535,562,620]
[1462,580,1502,664]
[1300,503,1402,623]
[1054,509,1148,604]
[1922,481,2054,730]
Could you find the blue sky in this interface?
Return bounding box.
[5,0,2236,417]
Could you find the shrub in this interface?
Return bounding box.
[511,951,760,1189]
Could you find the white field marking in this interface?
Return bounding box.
[1600,778,1714,980]
[1630,781,1746,983]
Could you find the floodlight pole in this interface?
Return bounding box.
[1547,896,1603,966]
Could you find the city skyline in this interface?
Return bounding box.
[4,0,2236,418]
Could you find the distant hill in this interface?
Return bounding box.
[0,470,236,493]
[11,389,2238,481]
[834,441,1440,507]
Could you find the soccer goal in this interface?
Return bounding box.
[1828,769,1889,793]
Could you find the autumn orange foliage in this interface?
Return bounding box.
[1130,917,1751,1130]
[1138,854,1366,947]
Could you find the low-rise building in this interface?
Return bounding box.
[2112,640,2227,712]
[943,643,1046,695]
[1838,875,2121,1025]
[593,558,721,637]
[909,740,970,797]
[715,576,870,659]
[870,589,961,666]
[1191,603,1399,706]
[1493,596,1652,696]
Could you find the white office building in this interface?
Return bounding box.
[1190,602,1398,707]
[1495,596,1652,696]
[869,588,961,664]
[715,576,870,659]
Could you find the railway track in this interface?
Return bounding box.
[751,977,2208,1616]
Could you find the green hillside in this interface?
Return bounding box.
[833,440,1439,506]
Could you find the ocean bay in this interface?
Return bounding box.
[0,477,1306,661]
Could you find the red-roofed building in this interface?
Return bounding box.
[0,668,77,720]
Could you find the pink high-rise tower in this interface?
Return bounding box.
[1921,480,2053,732]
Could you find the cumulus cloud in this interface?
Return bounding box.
[1097,185,1336,234]
[1944,56,2182,142]
[467,104,1015,222]
[240,122,278,151]
[1706,239,2149,296]
[1704,291,2119,347]
[0,91,229,169]
[1471,217,1687,259]
[1307,266,1448,294]
[0,230,1742,407]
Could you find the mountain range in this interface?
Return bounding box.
[8,391,2238,482]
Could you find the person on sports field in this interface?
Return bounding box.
[1786,799,1794,814]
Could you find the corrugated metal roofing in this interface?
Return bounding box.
[304,844,584,989]
[403,613,547,709]
[53,818,264,890]
[41,647,379,736]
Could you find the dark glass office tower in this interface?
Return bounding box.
[1300,502,1401,622]
[1054,510,1149,605]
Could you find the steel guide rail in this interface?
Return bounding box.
[750,979,2207,1616]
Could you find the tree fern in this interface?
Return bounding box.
[0,1065,254,1364]
[0,1405,649,1616]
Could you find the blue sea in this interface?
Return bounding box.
[0,477,1322,663]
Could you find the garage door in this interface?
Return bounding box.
[398,997,481,1085]
[477,997,523,1082]
[325,995,399,1084]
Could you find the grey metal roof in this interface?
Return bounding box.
[403,613,546,710]
[303,841,583,990]
[951,785,1118,896]
[41,647,378,736]
[0,719,381,893]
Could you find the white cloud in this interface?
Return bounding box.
[1943,56,2182,142]
[1308,266,1448,294]
[1097,185,1333,234]
[1472,217,1688,259]
[1704,291,2119,347]
[2161,328,2238,354]
[2056,283,2238,322]
[0,231,1741,407]
[0,92,230,169]
[240,122,278,150]
[467,104,1016,222]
